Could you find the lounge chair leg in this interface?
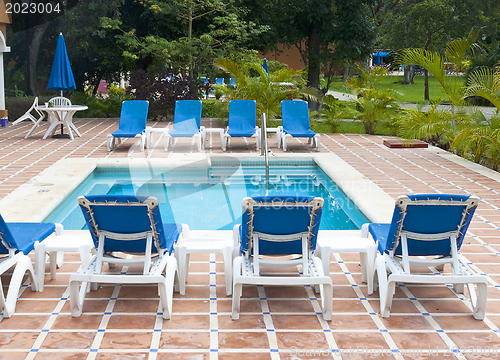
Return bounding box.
[232,257,243,319]
[376,256,394,317]
[1,255,37,318]
[159,256,177,320]
[222,246,233,296]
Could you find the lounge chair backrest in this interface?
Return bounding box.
[281,100,311,133]
[216,78,225,86]
[49,96,71,107]
[118,100,149,134]
[382,194,478,256]
[228,100,257,136]
[240,195,323,256]
[0,213,16,254]
[78,194,174,254]
[173,100,202,132]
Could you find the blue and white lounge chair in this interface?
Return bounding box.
[107,100,149,152]
[223,100,261,151]
[280,100,320,151]
[215,78,225,86]
[0,213,63,317]
[229,78,237,88]
[69,195,187,319]
[369,194,487,319]
[164,100,204,151]
[232,196,332,321]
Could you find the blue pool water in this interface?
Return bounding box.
[44,160,368,230]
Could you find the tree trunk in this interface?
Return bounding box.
[307,27,321,90]
[423,29,432,101]
[403,65,414,84]
[424,69,429,100]
[27,22,49,96]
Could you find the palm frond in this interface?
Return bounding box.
[396,49,446,87]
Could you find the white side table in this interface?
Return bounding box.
[267,126,282,147]
[145,126,169,149]
[34,232,94,291]
[316,226,376,295]
[174,229,234,296]
[203,128,225,149]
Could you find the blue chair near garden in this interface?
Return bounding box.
[369,194,488,319]
[232,195,332,321]
[215,78,225,86]
[280,100,320,151]
[164,100,204,151]
[0,213,63,317]
[107,100,149,152]
[69,195,186,319]
[223,100,261,151]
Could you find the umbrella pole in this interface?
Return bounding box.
[52,90,71,139]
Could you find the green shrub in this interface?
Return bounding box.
[201,99,228,119]
[70,89,134,118]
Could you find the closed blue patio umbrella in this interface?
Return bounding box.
[262,58,269,76]
[47,33,76,138]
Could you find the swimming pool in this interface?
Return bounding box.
[44,158,368,231]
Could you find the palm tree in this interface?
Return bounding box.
[396,28,480,124]
[213,57,318,120]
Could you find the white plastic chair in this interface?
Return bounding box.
[11,97,46,139]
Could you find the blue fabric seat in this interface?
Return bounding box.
[369,194,487,319]
[107,100,149,151]
[280,100,320,151]
[232,195,332,321]
[223,100,260,150]
[69,195,185,319]
[0,213,62,317]
[165,100,204,151]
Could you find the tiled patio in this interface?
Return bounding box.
[1,117,500,359]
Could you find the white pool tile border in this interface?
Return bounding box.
[0,153,394,223]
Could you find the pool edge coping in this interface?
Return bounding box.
[0,154,394,223]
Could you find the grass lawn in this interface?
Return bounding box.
[328,75,465,104]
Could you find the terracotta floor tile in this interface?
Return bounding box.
[390,331,447,349]
[0,314,50,330]
[333,332,390,350]
[112,299,160,313]
[218,353,274,360]
[267,299,314,313]
[379,315,434,331]
[172,299,211,313]
[217,314,266,330]
[329,314,378,330]
[159,331,210,349]
[14,299,60,313]
[106,314,157,329]
[433,315,492,330]
[0,353,31,360]
[0,331,39,348]
[272,314,323,330]
[52,315,103,330]
[276,331,329,350]
[99,332,152,349]
[39,331,95,350]
[218,331,269,349]
[369,299,420,314]
[217,299,261,313]
[162,314,210,329]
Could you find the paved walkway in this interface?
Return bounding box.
[327,90,499,119]
[0,118,499,359]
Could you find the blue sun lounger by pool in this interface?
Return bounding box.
[69,195,187,319]
[0,213,63,317]
[368,194,487,319]
[107,100,149,152]
[164,100,204,151]
[280,100,320,151]
[232,195,332,321]
[223,100,261,151]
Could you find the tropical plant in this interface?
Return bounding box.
[214,57,319,120]
[396,104,454,148]
[346,66,399,135]
[396,28,480,111]
[452,112,500,170]
[319,95,357,133]
[464,65,500,110]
